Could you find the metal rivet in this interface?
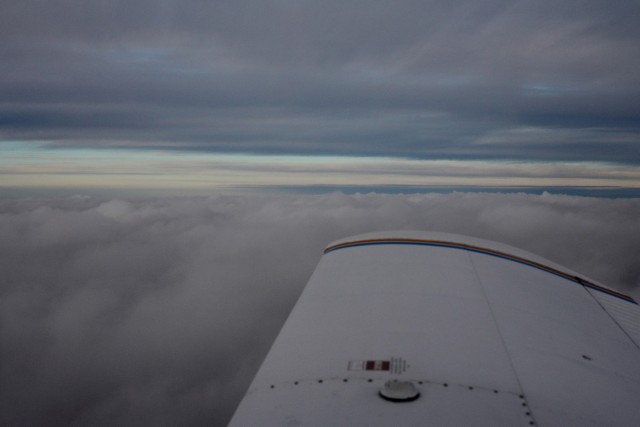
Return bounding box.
[522,403,527,407]
[526,412,530,416]
[519,394,525,399]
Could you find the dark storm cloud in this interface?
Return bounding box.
[0,0,639,162]
[1,193,640,426]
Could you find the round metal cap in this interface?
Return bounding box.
[379,379,420,402]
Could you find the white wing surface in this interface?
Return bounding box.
[229,231,640,426]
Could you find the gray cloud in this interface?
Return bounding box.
[1,193,639,426]
[1,0,639,163]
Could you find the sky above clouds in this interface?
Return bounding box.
[2,4,639,426]
[2,193,640,426]
[1,0,639,192]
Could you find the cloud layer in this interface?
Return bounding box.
[1,0,639,165]
[2,193,639,426]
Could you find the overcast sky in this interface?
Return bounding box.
[1,0,639,192]
[2,4,639,425]
[2,193,640,426]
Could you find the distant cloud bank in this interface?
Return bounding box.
[1,193,639,425]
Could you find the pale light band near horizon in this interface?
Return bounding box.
[1,141,640,191]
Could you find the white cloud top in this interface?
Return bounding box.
[1,192,639,425]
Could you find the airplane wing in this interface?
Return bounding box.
[229,231,640,426]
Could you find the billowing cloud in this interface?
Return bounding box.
[1,193,639,425]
